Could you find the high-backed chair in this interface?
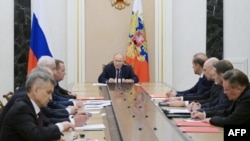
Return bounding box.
[3,92,14,102]
[0,100,4,113]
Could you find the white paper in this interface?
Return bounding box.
[92,83,107,86]
[168,109,190,114]
[75,124,105,131]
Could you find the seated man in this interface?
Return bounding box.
[163,57,219,107]
[98,53,139,83]
[37,56,83,108]
[54,59,76,99]
[191,69,250,127]
[166,52,213,97]
[0,67,75,140]
[189,60,233,112]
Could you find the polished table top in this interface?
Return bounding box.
[64,82,223,141]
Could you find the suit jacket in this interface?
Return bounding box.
[183,83,220,102]
[198,86,233,112]
[0,95,61,141]
[0,88,70,128]
[176,75,213,97]
[98,63,139,83]
[52,93,74,107]
[208,85,250,127]
[54,84,76,99]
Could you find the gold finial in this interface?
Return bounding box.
[111,0,130,10]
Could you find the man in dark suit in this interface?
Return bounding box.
[0,67,75,141]
[191,69,250,127]
[166,52,213,97]
[163,57,219,107]
[98,53,139,83]
[54,59,76,99]
[189,60,234,112]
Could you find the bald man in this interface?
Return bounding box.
[166,53,213,97]
[98,53,139,83]
[163,57,220,107]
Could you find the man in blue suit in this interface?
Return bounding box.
[98,53,139,83]
[166,53,213,98]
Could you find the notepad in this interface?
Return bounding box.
[175,120,212,127]
[179,127,221,133]
[92,83,107,86]
[75,124,105,131]
[77,96,104,100]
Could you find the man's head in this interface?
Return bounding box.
[213,60,234,85]
[192,53,208,75]
[113,53,124,69]
[222,69,249,101]
[54,59,66,82]
[25,67,56,108]
[203,57,219,81]
[37,56,56,78]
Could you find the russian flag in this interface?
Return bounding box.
[27,0,53,74]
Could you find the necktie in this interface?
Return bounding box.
[116,69,121,79]
[37,112,44,127]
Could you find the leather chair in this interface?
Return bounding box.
[3,92,14,102]
[0,100,4,113]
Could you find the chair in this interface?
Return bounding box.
[0,100,4,113]
[3,92,14,102]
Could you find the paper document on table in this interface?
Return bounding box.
[84,105,104,110]
[75,124,105,131]
[179,127,221,133]
[168,109,190,114]
[92,83,107,86]
[175,120,212,127]
[84,100,111,105]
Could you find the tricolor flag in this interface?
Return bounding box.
[126,0,149,82]
[27,0,53,74]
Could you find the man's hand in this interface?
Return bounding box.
[61,121,75,131]
[75,100,83,108]
[188,102,201,112]
[67,106,78,115]
[108,78,116,83]
[73,115,89,127]
[166,90,177,97]
[191,111,205,120]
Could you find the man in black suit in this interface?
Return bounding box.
[189,60,234,112]
[0,67,75,141]
[164,57,219,106]
[166,53,213,97]
[191,69,250,127]
[54,59,76,99]
[98,53,139,83]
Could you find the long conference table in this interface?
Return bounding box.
[64,82,223,141]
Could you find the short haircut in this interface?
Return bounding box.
[37,56,55,68]
[55,59,64,70]
[25,67,56,92]
[192,53,208,67]
[213,60,234,74]
[223,69,249,87]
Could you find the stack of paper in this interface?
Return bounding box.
[179,127,221,133]
[175,120,212,127]
[84,100,111,110]
[77,96,104,100]
[75,124,105,131]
